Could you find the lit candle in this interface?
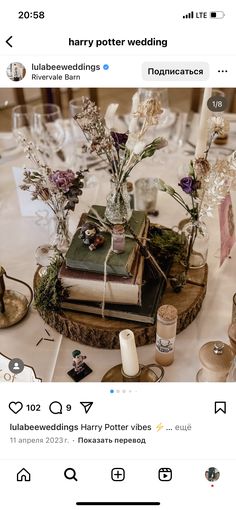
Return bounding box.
[119,329,139,376]
[195,88,212,158]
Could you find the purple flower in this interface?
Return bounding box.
[50,170,75,192]
[178,176,195,194]
[111,131,128,151]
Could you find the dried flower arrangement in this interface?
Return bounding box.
[73,96,168,223]
[157,115,236,289]
[19,138,84,251]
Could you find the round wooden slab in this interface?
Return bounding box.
[35,262,208,349]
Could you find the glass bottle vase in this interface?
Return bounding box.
[105,180,131,225]
[182,220,209,269]
[50,210,71,254]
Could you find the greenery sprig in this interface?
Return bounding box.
[34,256,69,313]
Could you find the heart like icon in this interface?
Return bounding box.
[9,401,23,414]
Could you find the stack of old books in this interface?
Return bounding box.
[60,205,167,324]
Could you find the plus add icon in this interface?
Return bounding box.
[111,467,125,481]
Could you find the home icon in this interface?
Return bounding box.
[17,468,31,482]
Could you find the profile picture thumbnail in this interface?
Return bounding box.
[205,467,220,482]
[6,62,26,82]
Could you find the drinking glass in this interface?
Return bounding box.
[69,97,103,179]
[69,97,87,148]
[69,97,86,134]
[167,112,188,153]
[32,103,65,163]
[138,88,170,126]
[135,178,158,214]
[12,104,33,142]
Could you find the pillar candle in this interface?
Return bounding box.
[195,88,212,158]
[119,329,139,376]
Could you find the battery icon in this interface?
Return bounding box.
[210,11,225,18]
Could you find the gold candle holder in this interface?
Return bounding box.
[0,266,33,329]
[101,363,164,382]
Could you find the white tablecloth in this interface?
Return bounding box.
[0,119,235,382]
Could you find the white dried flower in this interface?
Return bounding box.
[208,115,230,137]
[104,103,119,129]
[157,178,167,191]
[200,158,235,216]
[133,141,146,154]
[135,98,163,124]
[128,117,139,134]
[165,184,176,196]
[131,92,140,114]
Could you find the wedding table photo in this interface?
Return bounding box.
[0,86,236,383]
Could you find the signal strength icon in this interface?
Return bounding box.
[183,11,194,18]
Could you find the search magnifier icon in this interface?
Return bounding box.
[64,468,78,481]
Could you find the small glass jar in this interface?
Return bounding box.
[112,224,125,254]
[155,304,178,366]
[181,219,209,269]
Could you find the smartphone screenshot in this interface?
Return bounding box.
[0,1,235,508]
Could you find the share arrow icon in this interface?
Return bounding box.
[80,402,93,414]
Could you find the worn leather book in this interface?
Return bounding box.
[65,205,147,277]
[61,266,168,325]
[59,251,143,305]
[60,219,149,305]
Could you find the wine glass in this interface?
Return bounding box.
[32,103,65,164]
[69,97,88,163]
[12,104,33,142]
[138,88,170,126]
[69,97,98,180]
[167,111,188,153]
[69,97,88,136]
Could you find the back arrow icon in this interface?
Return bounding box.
[6,36,13,48]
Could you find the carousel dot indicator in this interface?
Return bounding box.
[110,389,115,394]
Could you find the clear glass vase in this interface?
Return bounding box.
[50,210,71,253]
[182,220,209,269]
[105,180,131,225]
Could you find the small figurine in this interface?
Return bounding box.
[67,349,92,382]
[72,350,87,374]
[80,222,104,251]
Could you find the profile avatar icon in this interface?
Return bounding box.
[6,62,26,82]
[67,349,92,382]
[205,466,220,482]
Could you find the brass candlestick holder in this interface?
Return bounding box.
[0,266,33,329]
[101,363,164,382]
